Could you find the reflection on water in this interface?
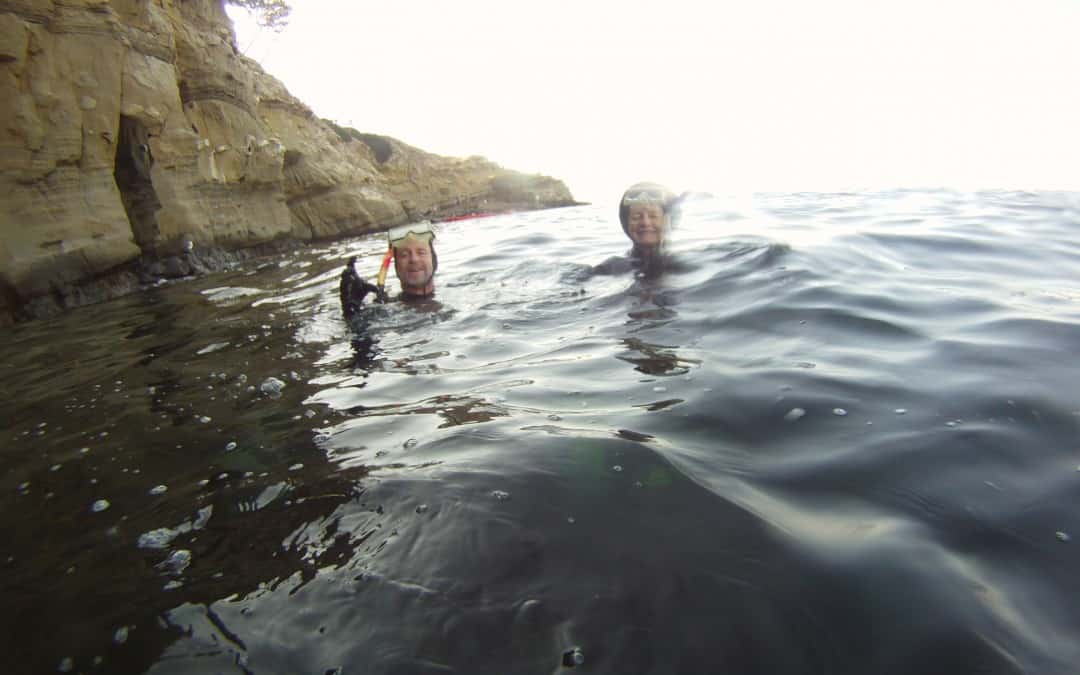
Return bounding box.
[3,191,1080,674]
[617,337,699,376]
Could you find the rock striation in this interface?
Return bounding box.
[0,0,577,324]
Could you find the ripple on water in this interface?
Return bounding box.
[4,195,1080,673]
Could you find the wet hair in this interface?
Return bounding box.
[618,182,676,235]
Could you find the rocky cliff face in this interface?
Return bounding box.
[0,0,576,323]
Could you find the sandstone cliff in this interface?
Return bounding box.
[0,0,576,323]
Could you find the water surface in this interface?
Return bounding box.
[3,190,1080,674]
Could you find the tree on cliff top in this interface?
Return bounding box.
[226,0,291,31]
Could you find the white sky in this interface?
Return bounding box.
[229,0,1080,201]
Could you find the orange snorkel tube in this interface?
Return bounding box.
[374,247,394,302]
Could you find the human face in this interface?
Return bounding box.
[393,237,434,295]
[626,203,666,247]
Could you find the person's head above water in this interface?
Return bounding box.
[388,222,438,297]
[618,182,676,252]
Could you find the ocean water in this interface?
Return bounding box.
[3,190,1080,674]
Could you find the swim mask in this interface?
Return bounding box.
[387,222,435,248]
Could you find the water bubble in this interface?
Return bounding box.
[159,549,192,575]
[491,490,511,501]
[653,386,667,393]
[138,528,179,550]
[612,465,623,472]
[784,408,806,422]
[225,441,238,452]
[260,377,286,395]
[149,485,168,496]
[58,657,74,672]
[91,499,110,513]
[894,408,908,415]
[946,421,958,427]
[403,438,418,449]
[1056,531,1071,542]
[198,416,212,424]
[113,626,129,644]
[304,410,316,418]
[17,482,30,493]
[547,414,562,421]
[197,479,209,487]
[288,463,304,471]
[562,647,585,667]
[832,408,848,416]
[193,506,213,529]
[415,504,429,514]
[50,464,62,472]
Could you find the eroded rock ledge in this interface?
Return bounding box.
[0,0,578,324]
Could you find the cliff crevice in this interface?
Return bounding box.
[0,0,577,324]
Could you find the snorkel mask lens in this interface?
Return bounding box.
[621,188,669,205]
[387,222,435,248]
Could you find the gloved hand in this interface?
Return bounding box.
[340,256,383,318]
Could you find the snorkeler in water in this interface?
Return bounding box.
[340,222,439,319]
[593,182,680,277]
[620,182,676,259]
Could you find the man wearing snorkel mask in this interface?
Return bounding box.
[389,224,437,297]
[340,222,438,318]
